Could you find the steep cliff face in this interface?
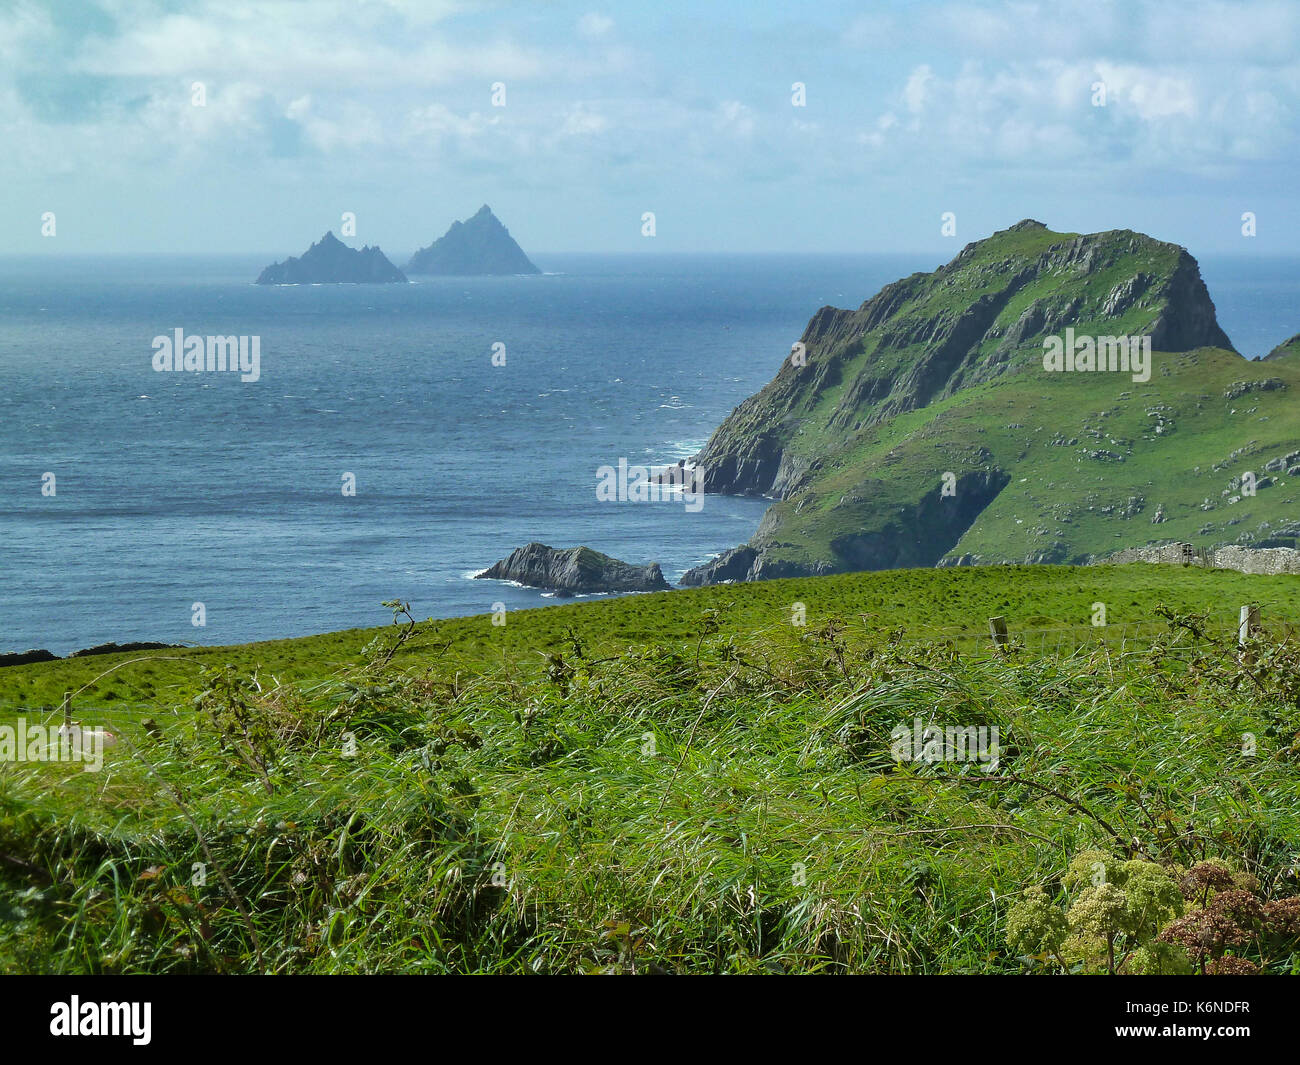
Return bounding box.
[682,468,1011,584]
[826,469,1013,570]
[695,221,1232,500]
[256,232,407,284]
[681,221,1292,586]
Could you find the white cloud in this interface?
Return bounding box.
[294,100,386,152]
[406,103,500,142]
[1142,0,1300,64]
[577,13,614,39]
[902,66,934,115]
[864,52,1294,172]
[2,0,1298,244]
[0,2,55,69]
[560,105,609,136]
[71,5,546,89]
[846,1,1300,67]
[1105,68,1197,121]
[716,100,756,138]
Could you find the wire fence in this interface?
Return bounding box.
[947,623,1201,659]
[904,612,1299,661]
[7,607,1299,726]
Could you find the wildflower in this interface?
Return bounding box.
[1005,885,1068,958]
[1068,883,1127,939]
[1127,940,1193,975]
[1063,850,1116,892]
[1263,896,1300,938]
[1205,955,1258,975]
[1158,908,1252,964]
[1209,889,1266,930]
[1112,860,1183,935]
[1178,860,1234,904]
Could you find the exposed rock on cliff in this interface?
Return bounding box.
[70,641,181,657]
[1,641,181,667]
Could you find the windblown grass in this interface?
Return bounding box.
[3,582,1299,974]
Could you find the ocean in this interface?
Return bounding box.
[1,252,1296,655]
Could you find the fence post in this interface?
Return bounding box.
[988,616,1009,648]
[62,690,73,730]
[1239,604,1260,649]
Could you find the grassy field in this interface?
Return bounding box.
[3,563,1300,974]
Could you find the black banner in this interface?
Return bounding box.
[0,976,1287,1051]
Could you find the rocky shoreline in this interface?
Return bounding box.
[0,641,182,669]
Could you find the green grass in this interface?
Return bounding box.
[3,564,1300,973]
[3,563,1297,715]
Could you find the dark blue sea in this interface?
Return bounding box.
[1,252,1296,654]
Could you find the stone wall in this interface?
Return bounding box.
[1211,545,1300,576]
[1096,541,1300,575]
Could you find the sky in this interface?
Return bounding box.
[2,0,1299,256]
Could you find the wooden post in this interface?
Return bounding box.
[988,616,1008,648]
[1239,604,1259,649]
[62,690,73,730]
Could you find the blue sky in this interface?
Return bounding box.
[3,0,1299,255]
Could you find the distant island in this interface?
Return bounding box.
[406,205,540,275]
[256,231,407,285]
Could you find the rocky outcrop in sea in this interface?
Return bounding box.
[475,543,669,594]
